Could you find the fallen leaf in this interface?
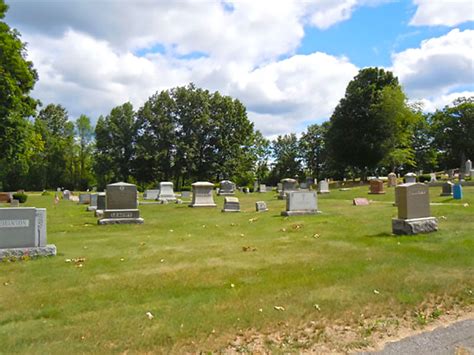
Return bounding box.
[463,203,469,207]
[230,283,235,288]
[169,229,174,232]
[373,289,380,295]
[313,304,321,311]
[312,234,320,238]
[146,311,154,320]
[280,228,286,232]
[120,258,125,262]
[160,259,164,263]
[274,306,285,311]
[65,259,72,263]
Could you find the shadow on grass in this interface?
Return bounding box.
[366,232,393,238]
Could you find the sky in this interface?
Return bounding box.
[5,0,474,137]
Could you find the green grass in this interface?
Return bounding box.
[0,185,473,353]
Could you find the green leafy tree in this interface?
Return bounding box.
[431,97,474,170]
[299,122,330,180]
[0,0,39,190]
[271,133,302,182]
[75,114,95,189]
[94,103,136,188]
[326,68,415,179]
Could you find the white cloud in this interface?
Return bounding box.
[410,0,474,27]
[392,29,474,98]
[413,91,474,112]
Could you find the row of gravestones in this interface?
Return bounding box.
[0,170,465,260]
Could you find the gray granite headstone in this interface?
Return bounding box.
[255,201,268,212]
[79,193,91,204]
[222,197,240,212]
[10,199,19,207]
[181,191,191,199]
[143,189,159,200]
[404,173,417,183]
[259,184,266,193]
[218,180,235,196]
[0,207,56,259]
[281,191,319,216]
[87,193,98,211]
[318,180,330,194]
[63,190,71,200]
[278,178,298,199]
[440,181,454,196]
[98,182,143,224]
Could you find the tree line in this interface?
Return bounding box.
[1,1,473,191]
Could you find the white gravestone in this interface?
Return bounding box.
[318,180,330,194]
[0,208,56,259]
[143,189,159,200]
[158,182,176,201]
[87,193,98,211]
[255,201,268,212]
[281,191,319,216]
[259,184,266,193]
[63,190,71,200]
[387,172,397,187]
[465,159,472,175]
[189,182,216,207]
[404,173,417,183]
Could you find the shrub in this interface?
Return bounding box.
[13,193,28,203]
[418,174,431,183]
[41,190,51,196]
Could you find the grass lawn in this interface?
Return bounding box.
[0,185,473,353]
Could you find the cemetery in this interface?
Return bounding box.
[0,183,472,353]
[1,1,473,352]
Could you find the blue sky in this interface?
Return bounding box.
[5,0,474,137]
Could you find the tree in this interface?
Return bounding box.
[326,67,415,178]
[0,0,39,190]
[431,97,474,170]
[94,103,136,188]
[271,133,302,182]
[299,122,330,180]
[75,115,95,189]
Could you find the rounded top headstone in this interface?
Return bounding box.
[281,178,297,183]
[404,172,416,177]
[107,182,136,187]
[192,181,214,187]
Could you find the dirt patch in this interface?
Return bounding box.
[222,297,473,353]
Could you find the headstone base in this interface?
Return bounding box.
[98,218,144,225]
[188,203,217,208]
[86,206,97,212]
[0,244,57,260]
[440,193,452,197]
[392,217,438,235]
[281,210,320,216]
[318,191,330,194]
[95,210,104,218]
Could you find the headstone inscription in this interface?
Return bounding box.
[0,208,56,259]
[278,178,298,199]
[98,182,144,225]
[143,189,159,200]
[158,182,176,201]
[189,182,216,207]
[218,180,235,196]
[222,197,240,212]
[387,172,397,187]
[404,173,417,184]
[87,193,98,211]
[281,191,319,216]
[369,179,385,194]
[453,184,463,200]
[392,183,437,235]
[440,181,454,196]
[318,180,330,194]
[255,201,268,212]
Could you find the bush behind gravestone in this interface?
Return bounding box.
[13,193,28,203]
[418,174,431,183]
[180,186,191,192]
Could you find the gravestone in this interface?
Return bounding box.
[277,183,283,192]
[218,180,235,196]
[158,182,176,201]
[318,180,330,194]
[63,190,71,200]
[259,184,266,193]
[143,189,159,200]
[471,170,474,179]
[87,193,98,211]
[353,198,369,206]
[448,169,454,179]
[278,178,298,199]
[255,201,268,212]
[392,183,437,235]
[189,182,216,207]
[253,181,259,193]
[404,173,417,183]
[222,197,240,212]
[300,182,308,189]
[0,208,56,259]
[369,179,385,194]
[95,192,106,217]
[79,193,91,204]
[440,181,454,196]
[181,191,191,199]
[10,199,19,207]
[281,191,319,216]
[430,173,437,183]
[98,182,144,225]
[0,193,11,203]
[465,160,472,175]
[453,184,463,200]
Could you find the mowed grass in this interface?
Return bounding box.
[0,185,473,353]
